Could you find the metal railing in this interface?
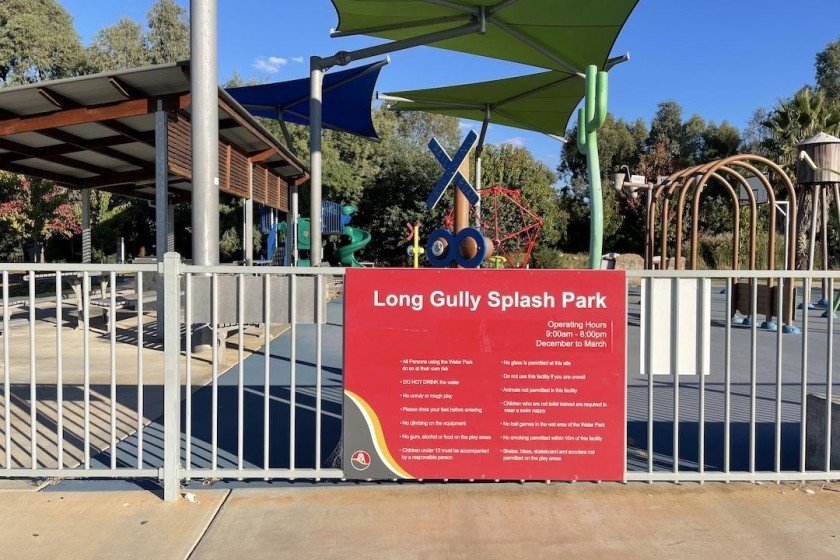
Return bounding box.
[160,257,345,499]
[3,257,839,500]
[626,269,840,483]
[0,261,158,479]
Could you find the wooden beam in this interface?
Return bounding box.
[0,137,118,174]
[0,105,152,172]
[108,77,142,99]
[0,93,189,136]
[247,147,277,163]
[36,87,155,147]
[0,135,134,164]
[99,120,155,146]
[218,97,304,174]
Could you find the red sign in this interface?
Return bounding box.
[343,269,626,481]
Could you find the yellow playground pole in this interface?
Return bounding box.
[411,225,424,269]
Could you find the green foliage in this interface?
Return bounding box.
[762,86,840,170]
[84,0,189,73]
[558,98,745,259]
[86,18,151,71]
[146,0,189,64]
[816,37,840,100]
[0,0,85,85]
[481,144,565,250]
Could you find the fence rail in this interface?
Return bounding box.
[1,257,838,500]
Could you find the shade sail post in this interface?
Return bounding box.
[190,0,220,267]
[576,65,608,269]
[309,57,324,266]
[289,183,299,265]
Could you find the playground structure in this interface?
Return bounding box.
[645,154,799,331]
[282,201,371,267]
[444,185,543,268]
[797,133,840,316]
[305,0,639,268]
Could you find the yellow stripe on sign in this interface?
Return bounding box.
[345,390,413,479]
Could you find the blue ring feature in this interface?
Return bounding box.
[425,228,453,268]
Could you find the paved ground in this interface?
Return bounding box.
[0,284,287,469]
[0,488,227,560]
[2,482,839,559]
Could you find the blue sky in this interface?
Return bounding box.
[61,0,840,176]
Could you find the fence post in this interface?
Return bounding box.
[162,252,182,502]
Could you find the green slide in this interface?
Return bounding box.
[337,225,371,267]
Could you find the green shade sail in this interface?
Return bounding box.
[330,0,639,73]
[384,71,582,136]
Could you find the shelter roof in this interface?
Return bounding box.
[0,62,307,203]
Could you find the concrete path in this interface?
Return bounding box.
[5,482,837,560]
[191,483,840,560]
[0,488,228,560]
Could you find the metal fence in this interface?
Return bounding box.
[626,269,840,483]
[0,261,158,479]
[1,258,839,500]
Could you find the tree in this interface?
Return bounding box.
[763,86,840,169]
[84,0,189,73]
[559,113,646,254]
[816,37,840,100]
[647,101,684,160]
[0,0,85,85]
[146,0,190,64]
[481,144,565,251]
[86,18,150,72]
[0,174,79,261]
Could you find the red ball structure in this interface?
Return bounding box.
[445,185,543,268]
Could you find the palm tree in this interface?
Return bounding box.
[763,87,840,269]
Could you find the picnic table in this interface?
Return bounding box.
[89,290,157,333]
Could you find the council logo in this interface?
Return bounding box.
[350,450,371,471]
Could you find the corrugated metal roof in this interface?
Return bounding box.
[0,61,307,207]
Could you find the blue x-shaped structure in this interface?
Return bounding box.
[426,130,479,209]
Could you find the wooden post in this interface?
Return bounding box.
[454,153,475,265]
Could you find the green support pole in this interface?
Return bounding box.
[577,65,608,269]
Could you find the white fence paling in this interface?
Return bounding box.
[2,258,840,498]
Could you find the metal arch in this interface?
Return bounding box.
[690,154,799,327]
[691,154,798,273]
[676,169,753,271]
[688,162,769,271]
[670,161,724,270]
[646,165,706,269]
[713,161,776,271]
